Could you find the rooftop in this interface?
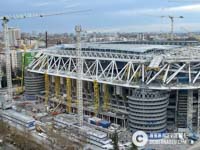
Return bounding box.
[53,43,180,53]
[54,114,78,125]
[82,126,107,138]
[2,109,35,123]
[42,41,200,60]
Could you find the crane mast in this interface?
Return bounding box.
[75,25,83,126]
[169,16,174,40]
[2,18,13,102]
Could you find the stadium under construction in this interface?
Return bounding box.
[2,37,200,149]
[25,39,200,134]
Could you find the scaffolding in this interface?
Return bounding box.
[66,78,72,113]
[103,84,109,111]
[55,76,60,99]
[45,73,49,106]
[94,80,99,116]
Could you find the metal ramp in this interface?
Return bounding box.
[148,56,163,69]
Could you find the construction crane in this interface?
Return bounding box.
[0,9,91,104]
[75,25,84,126]
[160,15,184,40]
[1,17,13,103]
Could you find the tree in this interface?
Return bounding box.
[0,120,10,138]
[112,130,119,150]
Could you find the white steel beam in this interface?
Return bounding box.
[28,49,200,90]
[166,64,186,84]
[163,64,170,83]
[146,64,167,85]
[193,71,200,84]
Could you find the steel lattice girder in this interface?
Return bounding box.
[27,51,200,90]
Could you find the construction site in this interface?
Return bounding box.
[1,7,200,150]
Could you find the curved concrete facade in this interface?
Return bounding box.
[128,89,169,133]
[24,72,44,100]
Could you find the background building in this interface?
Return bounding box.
[8,27,21,47]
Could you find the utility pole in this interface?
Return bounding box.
[75,25,83,126]
[45,31,48,48]
[169,16,174,41]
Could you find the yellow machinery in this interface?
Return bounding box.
[55,76,60,99]
[14,45,27,95]
[134,71,141,82]
[125,64,130,80]
[103,84,110,111]
[45,73,49,106]
[13,77,23,95]
[15,43,38,95]
[20,45,27,93]
[94,80,99,116]
[66,78,72,113]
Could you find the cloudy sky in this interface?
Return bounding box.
[0,0,200,33]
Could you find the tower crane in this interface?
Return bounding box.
[75,25,83,126]
[0,9,90,104]
[160,15,184,40]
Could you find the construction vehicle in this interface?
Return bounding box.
[35,124,46,133]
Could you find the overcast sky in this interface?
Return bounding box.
[1,0,200,33]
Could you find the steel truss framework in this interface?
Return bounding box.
[28,48,200,90]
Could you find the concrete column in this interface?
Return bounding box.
[0,77,2,88]
[187,90,193,131]
[197,90,200,134]
[175,90,179,131]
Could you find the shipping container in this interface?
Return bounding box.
[99,120,111,128]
